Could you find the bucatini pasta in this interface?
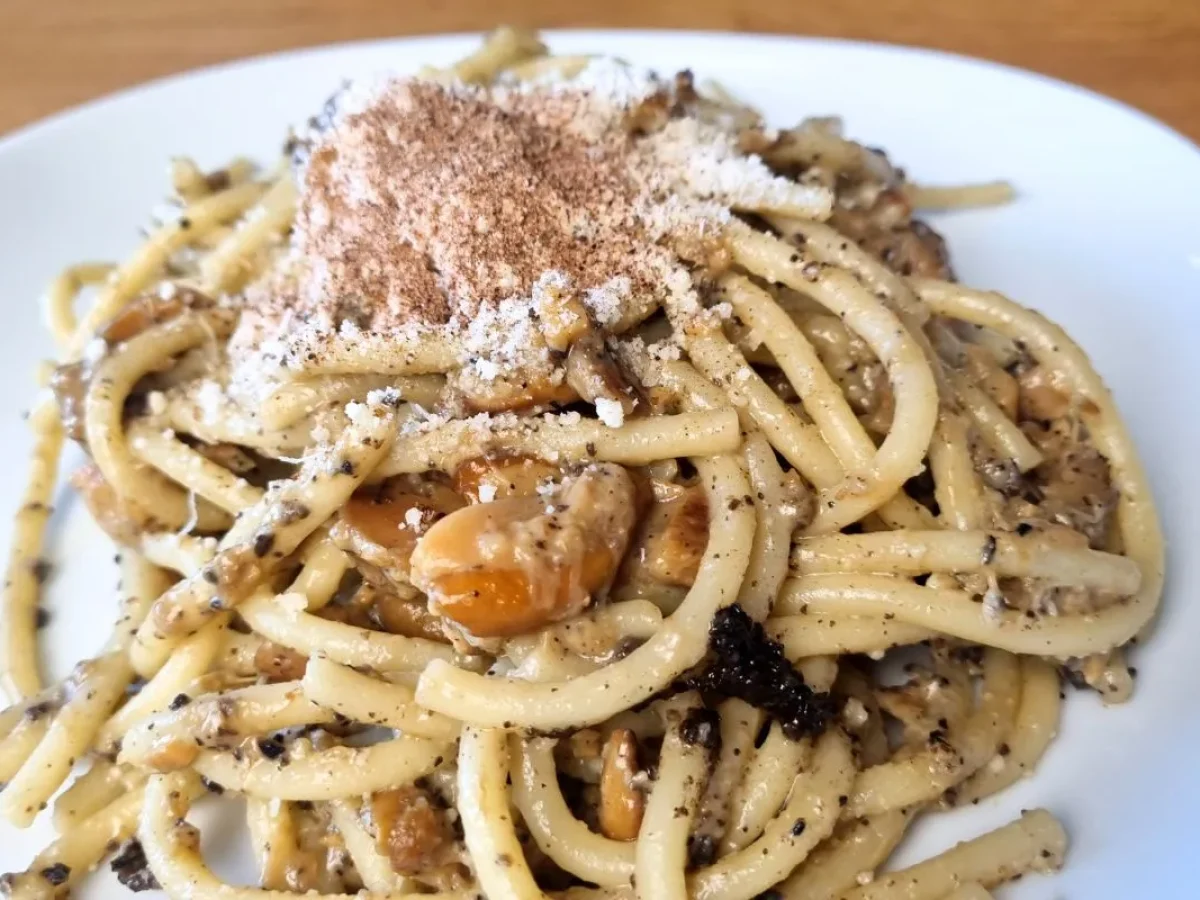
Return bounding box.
[0,26,1162,900]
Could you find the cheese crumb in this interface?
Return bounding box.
[366,386,402,408]
[473,358,501,381]
[82,338,108,366]
[647,339,681,362]
[477,484,498,504]
[194,380,225,423]
[345,401,371,426]
[594,397,625,428]
[842,697,869,729]
[583,275,633,327]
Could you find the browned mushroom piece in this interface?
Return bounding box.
[367,786,455,877]
[876,666,970,751]
[331,478,466,588]
[831,189,953,280]
[737,128,775,157]
[832,187,912,237]
[1016,364,1074,422]
[369,589,450,643]
[280,803,346,894]
[313,594,375,629]
[963,344,1019,421]
[253,641,309,682]
[52,288,219,448]
[800,313,895,436]
[410,463,638,640]
[50,362,89,443]
[100,294,186,345]
[598,729,644,841]
[625,90,672,137]
[834,665,891,768]
[535,285,590,352]
[565,332,637,417]
[640,486,710,587]
[142,737,200,772]
[99,286,213,345]
[68,463,151,545]
[452,454,562,504]
[1024,423,1118,548]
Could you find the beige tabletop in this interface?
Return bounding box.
[0,0,1197,140]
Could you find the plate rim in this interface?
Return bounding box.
[1,25,1197,897]
[2,28,1198,164]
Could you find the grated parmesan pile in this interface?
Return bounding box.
[227,56,815,413]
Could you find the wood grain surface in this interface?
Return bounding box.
[1,0,1198,139]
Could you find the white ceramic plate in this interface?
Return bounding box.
[1,30,1198,899]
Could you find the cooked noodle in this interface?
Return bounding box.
[0,27,1162,899]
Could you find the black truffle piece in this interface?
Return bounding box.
[680,605,832,741]
[111,839,160,892]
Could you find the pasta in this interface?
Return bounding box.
[0,26,1163,900]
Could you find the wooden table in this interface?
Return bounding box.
[1,0,1198,140]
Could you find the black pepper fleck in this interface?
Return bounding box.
[25,701,54,722]
[687,834,716,868]
[678,707,720,751]
[30,559,51,584]
[253,532,275,557]
[256,737,286,759]
[39,864,70,886]
[980,534,997,565]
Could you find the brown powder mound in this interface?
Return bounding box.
[283,79,673,331]
[231,63,820,387]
